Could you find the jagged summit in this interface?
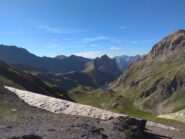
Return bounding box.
[99,54,109,59]
[54,55,67,60]
[84,55,121,85]
[149,29,185,58]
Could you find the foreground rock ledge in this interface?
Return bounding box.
[4,86,178,132]
[5,86,124,120]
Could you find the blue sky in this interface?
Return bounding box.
[0,0,185,58]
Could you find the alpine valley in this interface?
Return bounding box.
[0,30,185,139]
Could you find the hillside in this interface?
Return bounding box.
[111,30,185,114]
[37,71,96,91]
[0,45,90,73]
[0,60,71,100]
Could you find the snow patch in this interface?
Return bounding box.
[4,86,124,120]
[158,109,185,123]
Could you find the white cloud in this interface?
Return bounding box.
[38,25,62,34]
[74,51,103,58]
[83,36,110,43]
[89,44,99,47]
[120,26,127,30]
[38,25,86,34]
[109,46,121,50]
[131,40,152,44]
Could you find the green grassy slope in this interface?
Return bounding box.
[111,30,185,114]
[69,86,185,126]
[113,53,185,114]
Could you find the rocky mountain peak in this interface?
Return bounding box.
[149,30,185,59]
[54,55,67,60]
[100,54,109,60]
[84,55,121,85]
[94,55,117,70]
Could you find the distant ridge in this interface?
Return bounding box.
[0,45,90,73]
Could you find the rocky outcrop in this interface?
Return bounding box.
[140,78,163,98]
[149,30,185,59]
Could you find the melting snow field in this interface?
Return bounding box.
[158,109,185,123]
[4,86,124,120]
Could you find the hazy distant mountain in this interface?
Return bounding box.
[54,55,67,60]
[115,55,142,72]
[111,30,185,114]
[0,45,90,73]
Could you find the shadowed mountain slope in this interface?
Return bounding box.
[0,60,72,100]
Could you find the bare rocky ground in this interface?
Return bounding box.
[145,125,185,139]
[0,85,185,139]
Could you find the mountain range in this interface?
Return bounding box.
[36,55,122,91]
[0,45,127,91]
[0,45,89,73]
